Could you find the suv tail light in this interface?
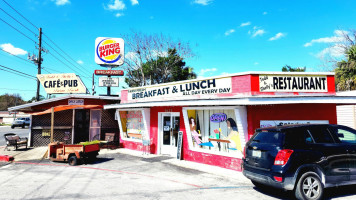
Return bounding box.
[243,146,246,158]
[274,149,293,165]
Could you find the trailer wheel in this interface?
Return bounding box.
[68,155,78,166]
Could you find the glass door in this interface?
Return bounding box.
[161,113,180,156]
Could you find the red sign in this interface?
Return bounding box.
[94,70,124,76]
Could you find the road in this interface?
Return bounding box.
[1,152,356,200]
[0,126,30,146]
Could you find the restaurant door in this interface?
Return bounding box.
[160,113,180,156]
[74,109,90,143]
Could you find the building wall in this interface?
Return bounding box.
[119,106,243,171]
[118,103,338,171]
[247,103,338,139]
[337,105,356,129]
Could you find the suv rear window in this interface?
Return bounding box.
[252,131,283,144]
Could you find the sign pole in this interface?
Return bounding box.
[107,66,112,96]
[50,107,54,143]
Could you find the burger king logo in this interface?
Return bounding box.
[95,37,124,66]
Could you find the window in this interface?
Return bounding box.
[119,110,146,140]
[307,126,335,143]
[253,131,283,145]
[333,127,356,144]
[284,128,314,147]
[186,109,242,154]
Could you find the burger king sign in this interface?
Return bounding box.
[95,37,124,66]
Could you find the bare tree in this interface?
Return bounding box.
[319,29,356,71]
[121,31,195,87]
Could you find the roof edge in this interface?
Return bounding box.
[8,94,120,111]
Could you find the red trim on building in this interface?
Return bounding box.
[247,104,337,140]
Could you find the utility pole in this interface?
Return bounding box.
[92,73,96,95]
[36,28,42,101]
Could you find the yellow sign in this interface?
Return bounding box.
[37,73,87,94]
[42,129,50,137]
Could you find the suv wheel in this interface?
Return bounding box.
[295,172,323,200]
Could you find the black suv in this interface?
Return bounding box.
[242,124,356,200]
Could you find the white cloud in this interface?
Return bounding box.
[115,13,124,17]
[304,30,347,47]
[251,29,265,37]
[0,43,27,55]
[254,62,259,65]
[240,22,251,27]
[77,60,84,65]
[269,32,286,41]
[193,0,213,6]
[130,0,139,5]
[198,68,217,78]
[317,46,345,59]
[52,0,70,6]
[263,11,268,15]
[224,29,235,36]
[105,0,126,11]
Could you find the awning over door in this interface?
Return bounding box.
[31,105,103,116]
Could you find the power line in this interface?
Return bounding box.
[47,51,91,79]
[0,64,36,78]
[2,0,92,79]
[41,66,64,74]
[43,41,91,77]
[43,33,90,74]
[0,68,36,80]
[1,0,38,30]
[0,16,37,43]
[0,87,36,91]
[0,7,37,36]
[0,49,36,68]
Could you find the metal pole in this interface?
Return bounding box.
[92,73,95,95]
[36,28,42,101]
[107,75,111,96]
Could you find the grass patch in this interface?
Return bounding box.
[79,140,100,146]
[0,123,11,126]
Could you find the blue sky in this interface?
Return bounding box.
[0,0,356,101]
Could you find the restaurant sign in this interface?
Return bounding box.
[99,77,119,87]
[68,99,84,105]
[259,75,328,92]
[127,77,232,101]
[37,73,87,94]
[95,37,124,66]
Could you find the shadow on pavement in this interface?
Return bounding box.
[92,157,114,164]
[252,183,356,200]
[323,184,356,199]
[252,185,294,200]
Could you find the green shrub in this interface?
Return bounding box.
[79,140,100,146]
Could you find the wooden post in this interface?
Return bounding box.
[50,107,54,143]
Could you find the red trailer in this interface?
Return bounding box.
[48,142,100,166]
